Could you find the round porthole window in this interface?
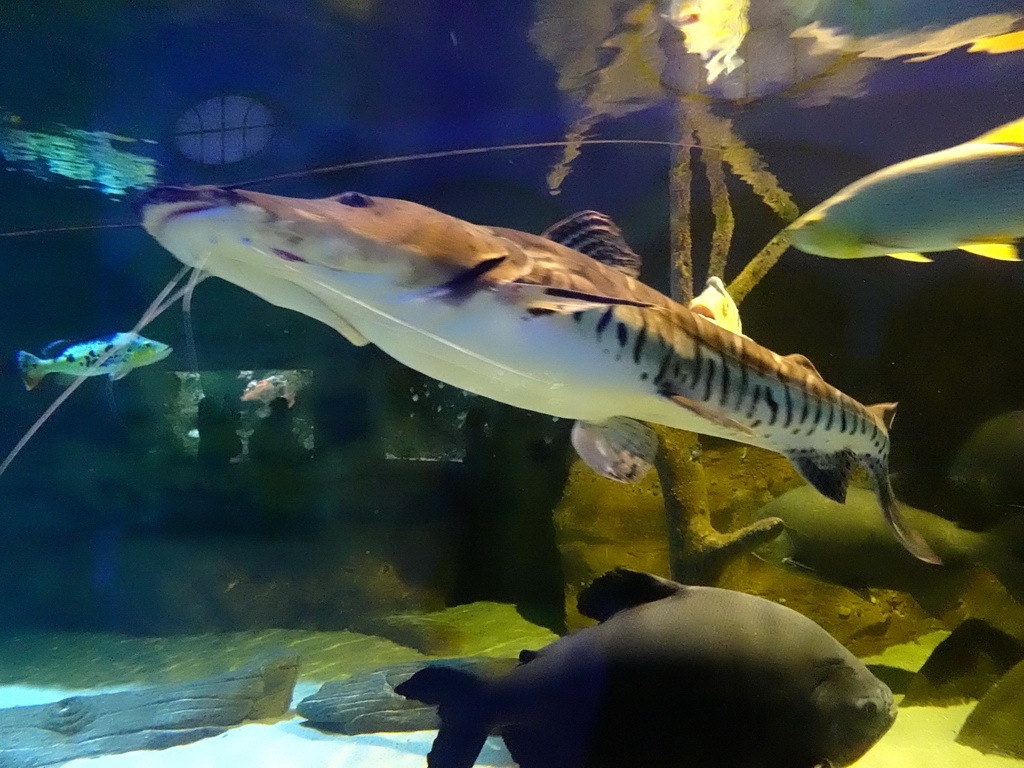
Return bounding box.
[174,95,274,165]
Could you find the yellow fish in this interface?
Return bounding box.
[16,332,171,390]
[688,276,743,335]
[785,116,1024,263]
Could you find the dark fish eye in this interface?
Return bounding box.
[859,700,878,717]
[336,191,372,208]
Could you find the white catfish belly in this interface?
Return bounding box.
[300,266,688,423]
[178,234,784,447]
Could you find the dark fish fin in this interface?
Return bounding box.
[848,587,873,603]
[660,387,755,436]
[577,568,685,622]
[518,648,540,664]
[414,256,508,303]
[982,517,1024,604]
[40,339,70,357]
[542,210,642,278]
[503,284,655,314]
[863,459,942,564]
[395,666,490,768]
[571,417,657,483]
[781,556,819,575]
[104,377,125,426]
[909,573,973,615]
[786,448,857,504]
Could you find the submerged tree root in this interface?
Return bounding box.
[653,425,784,584]
[728,232,792,305]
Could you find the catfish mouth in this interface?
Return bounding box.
[137,185,250,225]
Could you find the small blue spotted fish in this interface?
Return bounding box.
[16,332,172,390]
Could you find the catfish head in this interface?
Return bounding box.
[137,185,531,288]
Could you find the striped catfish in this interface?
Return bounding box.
[138,185,938,563]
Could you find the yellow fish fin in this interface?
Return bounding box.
[974,116,1024,146]
[959,242,1021,261]
[968,30,1024,55]
[886,252,933,263]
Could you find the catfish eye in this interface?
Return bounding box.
[336,191,372,208]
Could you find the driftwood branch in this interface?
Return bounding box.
[0,651,298,768]
[653,426,784,584]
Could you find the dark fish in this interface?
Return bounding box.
[396,568,896,768]
[754,486,1024,611]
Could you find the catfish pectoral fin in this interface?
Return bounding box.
[571,417,657,483]
[660,389,755,436]
[408,255,508,303]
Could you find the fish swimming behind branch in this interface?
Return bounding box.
[785,115,1024,263]
[16,332,172,390]
[753,486,1024,613]
[138,184,939,562]
[688,275,743,335]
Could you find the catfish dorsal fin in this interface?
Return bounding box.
[542,211,642,278]
[973,116,1024,147]
[867,402,897,431]
[577,568,685,622]
[782,353,823,379]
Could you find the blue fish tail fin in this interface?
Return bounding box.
[396,666,490,768]
[15,351,45,390]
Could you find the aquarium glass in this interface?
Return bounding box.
[2,1,1024,766]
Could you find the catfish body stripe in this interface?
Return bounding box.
[764,389,779,424]
[553,283,886,445]
[735,363,749,409]
[691,343,704,388]
[633,322,647,364]
[748,385,762,419]
[703,358,717,401]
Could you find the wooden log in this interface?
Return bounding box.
[0,651,298,768]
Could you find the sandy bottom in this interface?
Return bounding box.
[1,632,1021,768]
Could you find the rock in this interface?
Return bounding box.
[902,619,1024,706]
[957,656,1024,758]
[297,657,519,734]
[0,628,424,690]
[355,601,559,657]
[0,651,298,768]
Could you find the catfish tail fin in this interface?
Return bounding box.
[870,462,942,564]
[396,665,491,768]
